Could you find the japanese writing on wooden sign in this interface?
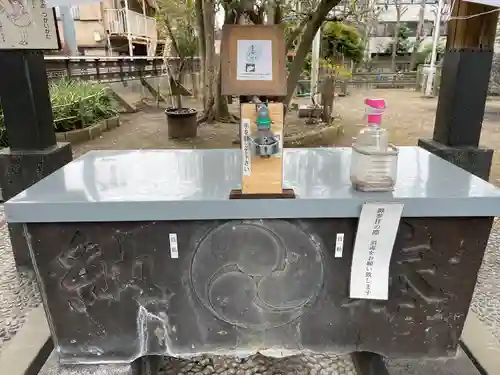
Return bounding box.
[0,0,59,50]
[350,202,404,300]
[242,118,251,176]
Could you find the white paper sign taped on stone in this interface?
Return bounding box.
[335,233,344,258]
[46,0,101,7]
[242,118,252,176]
[169,233,178,259]
[349,202,403,300]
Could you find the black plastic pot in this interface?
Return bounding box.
[165,107,198,139]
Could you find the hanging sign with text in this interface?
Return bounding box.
[0,0,59,50]
[349,202,404,300]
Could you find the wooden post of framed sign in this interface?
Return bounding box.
[221,25,291,198]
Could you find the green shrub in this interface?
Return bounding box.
[323,22,364,63]
[0,79,117,147]
[51,80,117,132]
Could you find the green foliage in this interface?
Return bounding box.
[322,22,364,63]
[156,0,197,59]
[295,22,363,77]
[283,20,301,49]
[51,80,117,132]
[415,40,446,66]
[303,53,312,77]
[171,22,198,58]
[385,23,412,54]
[0,80,117,147]
[320,58,352,79]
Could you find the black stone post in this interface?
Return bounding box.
[419,1,499,181]
[0,51,73,268]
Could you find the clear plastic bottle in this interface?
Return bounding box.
[350,98,398,191]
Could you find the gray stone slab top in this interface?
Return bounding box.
[5,147,500,223]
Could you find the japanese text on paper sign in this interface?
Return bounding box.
[365,207,385,297]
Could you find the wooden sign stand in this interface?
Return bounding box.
[229,102,295,199]
[221,25,294,200]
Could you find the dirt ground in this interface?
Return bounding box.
[74,89,500,186]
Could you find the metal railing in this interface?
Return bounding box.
[105,9,157,39]
[44,56,201,83]
[44,56,418,92]
[296,72,418,95]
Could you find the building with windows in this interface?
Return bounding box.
[54,0,159,56]
[369,0,444,55]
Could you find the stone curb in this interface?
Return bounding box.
[461,310,500,375]
[284,123,344,147]
[55,115,120,145]
[233,123,344,147]
[0,306,52,375]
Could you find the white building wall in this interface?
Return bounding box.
[369,2,441,54]
[378,3,436,23]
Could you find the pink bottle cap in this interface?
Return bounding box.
[365,98,386,110]
[365,98,386,125]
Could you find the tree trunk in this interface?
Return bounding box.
[194,0,206,107]
[409,0,426,71]
[197,0,238,124]
[321,75,335,123]
[285,18,308,52]
[391,18,400,72]
[202,0,216,122]
[266,0,275,24]
[284,0,342,108]
[215,65,231,119]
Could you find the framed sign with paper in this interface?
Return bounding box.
[0,0,60,50]
[220,24,287,96]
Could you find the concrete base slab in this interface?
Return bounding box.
[384,347,480,375]
[462,310,500,375]
[38,352,141,375]
[298,105,324,118]
[0,306,52,375]
[352,346,481,375]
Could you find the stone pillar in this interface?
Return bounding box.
[0,51,73,269]
[419,1,499,181]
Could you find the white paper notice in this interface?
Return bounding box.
[169,233,179,259]
[349,202,404,300]
[242,118,252,176]
[335,233,344,258]
[236,40,273,81]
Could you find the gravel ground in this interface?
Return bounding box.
[159,354,356,375]
[470,218,500,341]
[0,207,42,353]
[1,89,499,373]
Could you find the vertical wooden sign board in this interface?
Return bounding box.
[221,25,291,198]
[240,103,284,195]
